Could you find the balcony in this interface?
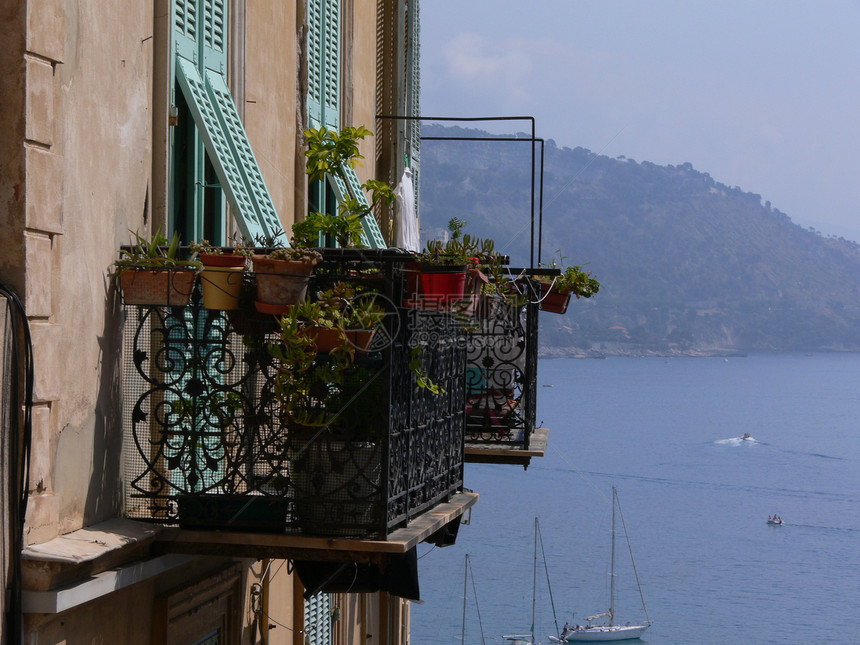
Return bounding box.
[120,250,543,551]
[463,275,548,467]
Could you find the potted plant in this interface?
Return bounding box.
[535,252,601,314]
[189,240,251,310]
[415,218,474,304]
[267,282,387,428]
[416,217,515,308]
[267,284,387,535]
[252,246,323,314]
[115,228,201,306]
[276,282,386,356]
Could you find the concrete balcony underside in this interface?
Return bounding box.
[21,492,477,613]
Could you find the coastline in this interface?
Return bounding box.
[538,345,748,359]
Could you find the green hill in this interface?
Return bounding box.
[419,124,860,355]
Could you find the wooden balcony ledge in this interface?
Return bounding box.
[20,494,478,612]
[154,491,479,563]
[465,427,549,468]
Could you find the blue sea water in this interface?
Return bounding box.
[410,353,860,645]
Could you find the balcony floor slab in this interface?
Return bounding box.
[153,492,479,563]
[465,427,549,468]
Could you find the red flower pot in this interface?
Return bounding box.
[419,264,467,304]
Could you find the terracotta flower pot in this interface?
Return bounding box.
[119,269,197,306]
[306,326,377,354]
[252,254,315,311]
[538,281,572,314]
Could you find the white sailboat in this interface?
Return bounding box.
[552,487,652,643]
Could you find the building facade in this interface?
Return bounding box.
[1,1,548,644]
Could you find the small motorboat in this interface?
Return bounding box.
[741,433,753,441]
[767,516,784,526]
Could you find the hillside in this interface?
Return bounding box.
[418,124,860,355]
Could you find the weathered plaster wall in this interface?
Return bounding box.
[351,0,378,187]
[21,0,155,544]
[245,0,298,234]
[0,3,27,294]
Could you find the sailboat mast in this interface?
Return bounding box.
[610,486,617,626]
[462,554,468,645]
[532,517,538,644]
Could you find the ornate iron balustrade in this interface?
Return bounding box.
[463,281,539,451]
[121,251,465,538]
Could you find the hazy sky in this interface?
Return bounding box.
[420,1,860,241]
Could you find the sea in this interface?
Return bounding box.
[410,353,860,645]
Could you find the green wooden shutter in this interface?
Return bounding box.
[304,593,332,645]
[173,0,199,64]
[307,0,323,128]
[329,171,386,249]
[405,0,421,216]
[205,71,282,239]
[307,0,340,129]
[202,0,227,74]
[321,0,340,130]
[173,0,282,242]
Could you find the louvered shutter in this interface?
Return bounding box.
[329,171,387,249]
[307,0,323,128]
[173,0,282,241]
[304,593,332,644]
[321,0,340,130]
[307,0,386,248]
[173,0,199,63]
[405,0,421,216]
[202,0,227,74]
[307,0,340,130]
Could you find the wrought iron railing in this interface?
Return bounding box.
[121,251,466,538]
[463,279,539,450]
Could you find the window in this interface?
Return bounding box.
[306,0,386,248]
[171,0,282,244]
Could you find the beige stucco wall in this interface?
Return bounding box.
[27,0,155,542]
[0,0,155,545]
[349,0,378,188]
[244,1,299,235]
[0,3,27,297]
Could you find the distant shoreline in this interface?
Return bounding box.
[538,346,860,359]
[539,346,749,359]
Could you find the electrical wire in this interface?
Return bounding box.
[0,283,34,645]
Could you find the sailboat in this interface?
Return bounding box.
[552,487,652,642]
[461,554,489,645]
[503,517,541,645]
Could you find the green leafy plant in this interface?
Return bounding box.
[299,126,395,248]
[115,227,201,273]
[267,247,323,264]
[252,228,288,249]
[539,250,601,298]
[447,217,466,241]
[408,345,445,395]
[420,219,497,267]
[189,238,253,258]
[268,282,386,430]
[292,210,366,248]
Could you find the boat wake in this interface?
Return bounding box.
[715,434,759,446]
